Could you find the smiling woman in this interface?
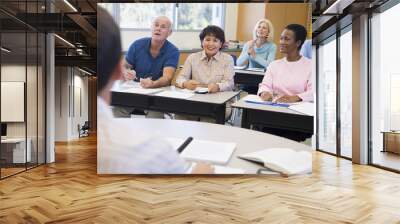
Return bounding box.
[176,25,234,94]
[256,24,313,142]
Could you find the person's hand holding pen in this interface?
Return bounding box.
[123,68,137,81]
[140,77,155,88]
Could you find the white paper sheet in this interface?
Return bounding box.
[112,80,163,95]
[289,102,314,116]
[155,90,194,99]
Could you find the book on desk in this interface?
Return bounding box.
[238,148,312,176]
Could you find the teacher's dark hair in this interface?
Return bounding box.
[97,6,122,93]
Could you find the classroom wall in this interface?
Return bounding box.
[236,3,266,41]
[1,65,40,139]
[265,3,311,59]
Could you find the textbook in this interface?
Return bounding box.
[238,148,312,176]
[166,137,236,165]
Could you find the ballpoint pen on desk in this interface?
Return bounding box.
[177,137,193,153]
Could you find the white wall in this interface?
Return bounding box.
[121,3,238,51]
[1,65,28,138]
[54,67,89,141]
[55,66,70,141]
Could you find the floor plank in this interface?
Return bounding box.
[1,135,400,223]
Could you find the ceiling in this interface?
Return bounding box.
[1,0,97,72]
[1,0,394,73]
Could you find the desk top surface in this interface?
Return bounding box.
[234,69,265,76]
[117,118,311,174]
[232,99,309,116]
[112,82,240,104]
[1,138,27,143]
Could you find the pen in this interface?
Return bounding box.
[177,137,193,153]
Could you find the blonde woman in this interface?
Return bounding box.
[237,18,277,69]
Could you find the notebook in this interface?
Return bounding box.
[238,148,312,176]
[166,137,236,165]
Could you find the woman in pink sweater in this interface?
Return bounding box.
[258,24,313,103]
[257,24,313,142]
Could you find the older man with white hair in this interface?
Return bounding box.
[114,16,180,118]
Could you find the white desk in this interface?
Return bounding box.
[111,82,240,124]
[114,118,311,174]
[1,138,31,163]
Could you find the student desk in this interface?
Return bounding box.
[232,100,314,134]
[122,118,312,174]
[234,69,265,86]
[1,138,31,166]
[111,84,240,124]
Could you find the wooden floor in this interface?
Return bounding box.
[372,150,400,171]
[1,135,400,223]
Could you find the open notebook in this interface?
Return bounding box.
[238,148,312,176]
[165,137,236,165]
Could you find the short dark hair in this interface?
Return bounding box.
[199,25,225,49]
[285,24,307,50]
[97,6,122,93]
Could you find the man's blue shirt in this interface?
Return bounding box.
[125,37,180,81]
[300,39,312,59]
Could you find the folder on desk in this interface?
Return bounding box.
[165,137,236,165]
[242,95,291,107]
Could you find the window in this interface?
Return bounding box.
[339,27,352,158]
[176,3,224,30]
[118,3,174,29]
[370,2,400,171]
[100,3,225,31]
[317,36,337,155]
